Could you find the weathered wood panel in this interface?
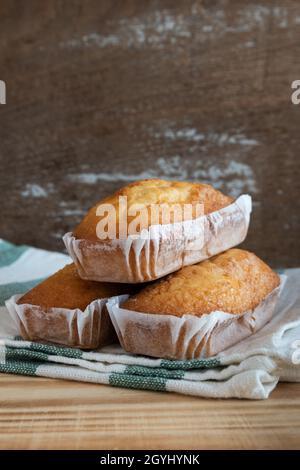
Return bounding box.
[0,0,299,267]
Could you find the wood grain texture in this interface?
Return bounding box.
[0,374,299,450]
[0,0,299,267]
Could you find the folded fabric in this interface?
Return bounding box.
[0,238,299,399]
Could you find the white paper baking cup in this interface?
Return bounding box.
[5,294,120,349]
[107,275,286,360]
[63,194,252,283]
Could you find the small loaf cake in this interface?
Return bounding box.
[18,263,134,310]
[107,249,281,359]
[7,263,138,349]
[122,249,280,316]
[64,179,251,283]
[74,179,233,240]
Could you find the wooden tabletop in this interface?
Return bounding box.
[1,1,300,269]
[0,374,299,450]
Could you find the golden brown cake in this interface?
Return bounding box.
[64,179,249,283]
[18,263,137,310]
[122,249,280,316]
[74,179,233,241]
[108,249,281,359]
[11,263,139,349]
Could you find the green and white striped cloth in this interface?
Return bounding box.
[0,238,300,399]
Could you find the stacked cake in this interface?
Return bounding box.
[6,179,282,359]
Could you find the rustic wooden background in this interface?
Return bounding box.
[0,0,299,268]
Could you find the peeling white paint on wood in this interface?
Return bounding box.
[59,10,192,49]
[67,156,257,198]
[194,160,257,198]
[67,171,158,184]
[58,209,86,217]
[59,5,295,51]
[56,201,86,217]
[241,40,256,48]
[153,126,259,146]
[21,183,54,198]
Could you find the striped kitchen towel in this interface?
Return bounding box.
[0,238,300,399]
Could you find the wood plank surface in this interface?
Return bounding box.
[0,1,300,268]
[0,374,299,450]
